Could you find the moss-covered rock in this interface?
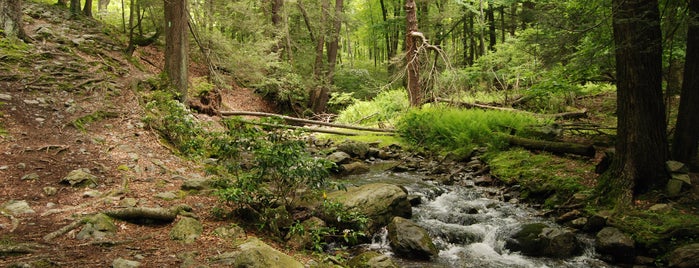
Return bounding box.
[169,217,203,243]
[327,183,411,231]
[387,217,438,260]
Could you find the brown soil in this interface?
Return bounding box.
[0,3,280,267]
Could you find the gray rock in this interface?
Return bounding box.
[60,168,98,187]
[341,162,371,175]
[667,179,685,197]
[327,183,411,230]
[505,223,582,258]
[209,238,304,268]
[213,224,247,241]
[170,217,203,243]
[181,178,212,191]
[1,200,35,215]
[21,173,39,181]
[77,214,117,240]
[338,141,370,159]
[649,203,672,213]
[668,243,699,268]
[583,213,608,233]
[119,198,138,207]
[568,217,588,229]
[347,251,398,268]
[43,187,57,196]
[666,160,689,174]
[387,217,438,260]
[672,173,692,185]
[327,151,352,164]
[112,257,140,268]
[0,93,12,101]
[595,227,635,263]
[155,191,179,200]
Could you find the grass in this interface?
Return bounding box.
[335,89,409,129]
[611,208,699,258]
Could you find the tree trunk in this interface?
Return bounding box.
[1,0,28,41]
[486,0,496,51]
[164,0,189,102]
[599,0,667,206]
[83,0,92,17]
[97,0,109,13]
[309,0,329,114]
[672,0,699,170]
[70,0,81,16]
[405,0,421,107]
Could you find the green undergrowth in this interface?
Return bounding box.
[397,107,542,157]
[71,110,118,132]
[334,89,409,129]
[484,148,594,208]
[611,208,699,258]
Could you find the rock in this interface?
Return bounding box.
[155,191,179,200]
[327,151,352,164]
[35,25,55,38]
[119,198,138,207]
[327,183,411,230]
[338,141,370,159]
[387,217,438,260]
[0,93,12,101]
[666,160,689,174]
[671,173,692,185]
[568,217,588,229]
[82,190,102,198]
[648,203,672,213]
[286,217,326,250]
[112,257,140,268]
[583,213,608,233]
[341,162,371,175]
[347,251,398,268]
[21,173,40,181]
[77,214,117,240]
[668,243,699,268]
[556,210,582,223]
[60,168,98,187]
[505,223,582,258]
[209,238,304,268]
[595,227,635,263]
[1,200,35,215]
[213,225,247,242]
[667,179,685,197]
[43,187,57,196]
[170,217,203,243]
[181,178,212,191]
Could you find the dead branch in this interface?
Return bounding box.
[221,111,396,133]
[435,98,588,120]
[504,135,596,157]
[43,218,86,241]
[234,118,395,136]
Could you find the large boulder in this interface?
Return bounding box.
[169,217,203,243]
[387,217,438,260]
[327,183,411,230]
[347,251,399,268]
[337,141,371,159]
[595,227,635,263]
[668,243,699,268]
[210,238,304,268]
[505,223,582,258]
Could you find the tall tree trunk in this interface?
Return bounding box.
[509,3,516,36]
[672,0,699,170]
[70,0,81,16]
[521,1,535,30]
[478,0,486,56]
[1,0,28,41]
[83,0,92,17]
[97,0,109,13]
[164,0,189,102]
[486,0,496,51]
[311,0,343,114]
[405,0,421,107]
[599,0,667,206]
[309,0,328,113]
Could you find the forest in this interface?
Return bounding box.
[0,0,698,267]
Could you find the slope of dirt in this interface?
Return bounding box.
[0,3,279,267]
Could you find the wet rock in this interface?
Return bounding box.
[112,257,140,268]
[327,183,411,230]
[337,141,370,159]
[341,162,371,175]
[170,217,203,243]
[583,213,608,233]
[1,200,35,215]
[568,217,588,229]
[668,243,699,268]
[505,223,582,258]
[556,210,582,223]
[60,168,98,187]
[595,227,635,263]
[209,238,303,268]
[387,217,438,260]
[347,251,398,268]
[327,151,352,164]
[473,175,494,186]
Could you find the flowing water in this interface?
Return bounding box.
[345,170,614,268]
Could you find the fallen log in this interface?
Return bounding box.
[434,98,588,120]
[233,118,395,136]
[220,111,396,133]
[505,135,596,157]
[104,205,192,224]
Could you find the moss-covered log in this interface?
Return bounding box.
[505,135,595,157]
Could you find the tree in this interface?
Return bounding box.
[598,0,668,206]
[672,0,699,170]
[1,0,28,41]
[83,0,92,17]
[405,0,421,106]
[164,0,189,102]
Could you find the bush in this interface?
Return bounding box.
[143,91,208,157]
[335,89,409,128]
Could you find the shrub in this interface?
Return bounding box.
[335,89,409,128]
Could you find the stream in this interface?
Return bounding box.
[344,169,614,268]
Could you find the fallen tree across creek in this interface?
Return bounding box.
[220,110,396,134]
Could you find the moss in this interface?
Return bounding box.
[611,208,699,256]
[71,110,118,132]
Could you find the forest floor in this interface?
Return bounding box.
[2,1,699,267]
[0,2,286,267]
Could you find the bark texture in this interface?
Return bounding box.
[164,0,189,101]
[405,0,421,106]
[1,0,28,40]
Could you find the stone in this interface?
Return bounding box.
[77,214,116,240]
[170,217,203,243]
[209,238,304,268]
[648,203,672,213]
[181,178,212,191]
[583,213,608,233]
[119,198,138,207]
[347,251,398,268]
[595,227,635,263]
[213,225,247,241]
[341,162,371,175]
[505,223,582,258]
[0,93,12,101]
[556,210,582,223]
[82,190,102,198]
[286,217,326,250]
[60,168,98,187]
[21,173,40,181]
[568,217,588,229]
[668,243,699,268]
[327,151,352,164]
[155,191,179,200]
[112,257,140,268]
[667,179,685,197]
[327,183,411,230]
[671,173,692,185]
[2,200,35,215]
[43,187,57,196]
[387,217,438,260]
[666,160,689,174]
[337,141,370,159]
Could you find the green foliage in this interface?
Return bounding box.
[0,38,31,63]
[397,107,540,155]
[333,68,380,100]
[335,89,409,128]
[484,148,590,207]
[71,110,118,132]
[253,64,308,108]
[143,91,207,157]
[612,208,699,255]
